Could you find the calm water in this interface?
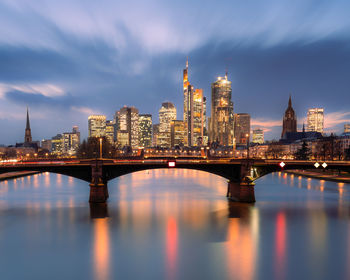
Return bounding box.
[0,170,350,280]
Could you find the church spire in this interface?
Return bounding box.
[288,94,292,108]
[25,107,32,143]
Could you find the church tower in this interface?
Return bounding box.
[281,95,297,138]
[25,107,32,143]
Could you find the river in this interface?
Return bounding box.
[0,170,349,280]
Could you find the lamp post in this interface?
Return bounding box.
[99,137,103,159]
[246,133,250,159]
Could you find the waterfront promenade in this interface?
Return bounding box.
[285,170,350,183]
[0,171,40,181]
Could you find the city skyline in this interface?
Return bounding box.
[1,1,350,144]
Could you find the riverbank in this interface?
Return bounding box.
[284,170,350,183]
[0,171,41,181]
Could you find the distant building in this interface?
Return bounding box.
[62,127,80,155]
[117,106,139,148]
[41,139,52,151]
[183,59,206,146]
[234,113,251,144]
[139,114,152,148]
[281,95,297,139]
[51,134,63,155]
[171,120,186,147]
[307,108,324,133]
[152,124,160,147]
[209,73,234,146]
[252,129,264,144]
[344,124,350,134]
[159,102,176,147]
[88,115,106,138]
[106,120,116,144]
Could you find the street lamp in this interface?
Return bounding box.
[246,133,250,159]
[99,137,103,159]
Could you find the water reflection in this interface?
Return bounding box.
[0,171,349,279]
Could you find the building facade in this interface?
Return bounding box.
[88,115,106,138]
[106,120,116,144]
[171,120,186,147]
[159,102,176,147]
[307,108,324,133]
[252,129,264,144]
[117,106,139,148]
[139,114,152,148]
[234,113,251,144]
[209,74,234,146]
[281,96,297,138]
[152,124,160,147]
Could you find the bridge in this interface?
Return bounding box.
[1,159,349,203]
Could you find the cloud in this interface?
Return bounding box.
[71,106,100,116]
[251,118,281,132]
[0,83,65,99]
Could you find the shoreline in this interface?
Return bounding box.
[0,171,41,181]
[284,170,350,183]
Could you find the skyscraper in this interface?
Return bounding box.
[62,127,80,155]
[24,107,32,143]
[117,106,139,148]
[252,129,264,144]
[183,59,206,146]
[234,113,251,144]
[281,96,297,138]
[171,120,186,147]
[159,102,176,147]
[209,73,234,146]
[88,115,106,138]
[344,124,350,134]
[106,120,116,144]
[152,124,160,147]
[307,108,324,133]
[139,114,152,148]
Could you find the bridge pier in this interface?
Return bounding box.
[89,160,109,203]
[227,177,256,203]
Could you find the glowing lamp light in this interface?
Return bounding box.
[279,162,285,168]
[168,161,176,168]
[314,162,320,168]
[322,162,328,168]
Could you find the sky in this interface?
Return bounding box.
[0,0,350,145]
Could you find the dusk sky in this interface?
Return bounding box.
[0,0,350,145]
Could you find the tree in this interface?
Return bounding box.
[77,137,116,159]
[294,141,311,160]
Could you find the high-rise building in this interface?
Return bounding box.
[307,108,324,133]
[209,73,234,146]
[117,106,139,148]
[171,120,186,147]
[24,107,32,143]
[234,113,251,144]
[106,120,116,144]
[139,114,152,148]
[281,96,297,138]
[51,134,63,155]
[62,127,80,155]
[152,124,160,147]
[252,129,264,144]
[159,102,176,147]
[344,124,350,134]
[183,59,206,146]
[88,115,106,138]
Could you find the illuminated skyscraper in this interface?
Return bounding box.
[183,59,206,146]
[252,129,264,144]
[281,96,297,138]
[152,124,160,147]
[307,108,324,133]
[171,120,186,147]
[345,124,350,134]
[139,114,152,148]
[88,115,106,138]
[62,127,80,155]
[234,113,251,144]
[209,73,234,146]
[106,120,116,144]
[117,106,139,148]
[159,102,176,147]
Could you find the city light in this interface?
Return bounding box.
[314,162,320,168]
[168,161,176,168]
[322,162,328,168]
[279,162,285,168]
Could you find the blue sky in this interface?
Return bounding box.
[0,0,350,144]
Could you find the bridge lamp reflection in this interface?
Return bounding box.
[322,162,328,168]
[168,161,176,168]
[314,162,320,168]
